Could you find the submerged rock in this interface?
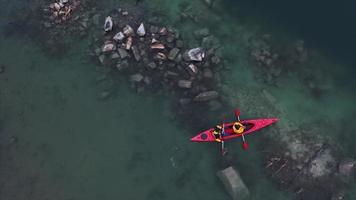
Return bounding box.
[99,91,112,100]
[183,47,205,62]
[194,28,210,38]
[168,48,180,60]
[147,62,157,69]
[104,16,113,32]
[194,91,219,101]
[137,23,146,36]
[130,73,144,82]
[98,55,106,64]
[217,166,250,200]
[179,98,191,106]
[177,80,192,89]
[338,159,355,176]
[117,48,129,59]
[203,68,213,79]
[116,60,129,71]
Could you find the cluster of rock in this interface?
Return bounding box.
[249,35,309,86]
[43,0,82,26]
[263,133,355,199]
[41,0,95,38]
[44,0,79,24]
[92,8,224,110]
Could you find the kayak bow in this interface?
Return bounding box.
[190,118,278,142]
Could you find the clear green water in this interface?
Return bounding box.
[0,0,355,199]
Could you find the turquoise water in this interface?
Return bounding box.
[0,0,355,199]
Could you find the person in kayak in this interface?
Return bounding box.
[233,122,245,134]
[213,125,223,142]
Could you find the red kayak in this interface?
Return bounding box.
[190,118,278,142]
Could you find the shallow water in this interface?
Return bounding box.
[0,0,355,199]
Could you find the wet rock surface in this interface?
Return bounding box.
[92,8,224,118]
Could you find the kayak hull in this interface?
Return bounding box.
[190,118,278,142]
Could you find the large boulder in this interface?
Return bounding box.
[104,16,113,32]
[217,166,249,200]
[183,47,205,62]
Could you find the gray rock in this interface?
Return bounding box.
[179,98,191,106]
[155,53,167,60]
[174,53,182,63]
[211,55,221,65]
[131,46,141,61]
[194,91,219,102]
[143,76,152,85]
[116,60,129,71]
[330,191,345,200]
[98,55,106,64]
[122,11,129,16]
[94,48,101,56]
[137,23,146,36]
[164,71,179,78]
[101,42,116,53]
[99,91,111,100]
[117,48,129,59]
[166,36,175,43]
[203,68,213,79]
[202,35,220,49]
[104,16,113,32]
[159,27,168,35]
[194,28,210,38]
[111,52,120,59]
[130,73,144,83]
[148,62,157,69]
[123,25,134,36]
[92,14,101,26]
[178,80,193,88]
[113,32,125,41]
[176,40,184,48]
[168,48,180,60]
[307,147,336,178]
[217,166,250,200]
[187,64,198,75]
[338,159,355,176]
[183,47,205,62]
[204,0,214,7]
[149,25,159,34]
